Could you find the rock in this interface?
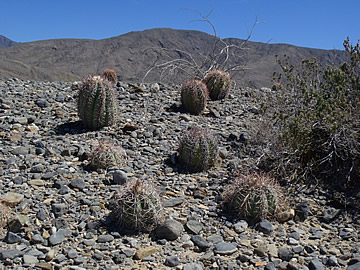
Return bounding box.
[23,254,39,265]
[0,249,24,260]
[97,234,114,243]
[4,231,22,244]
[165,255,181,267]
[185,220,203,234]
[35,262,53,270]
[156,219,184,241]
[321,207,340,223]
[163,196,185,207]
[296,201,309,221]
[191,235,210,250]
[308,258,324,270]
[134,247,157,260]
[51,203,68,217]
[11,146,29,155]
[1,192,24,206]
[183,262,203,270]
[234,220,248,233]
[70,178,86,190]
[348,262,360,270]
[278,247,293,261]
[254,246,267,257]
[256,220,274,234]
[45,249,55,261]
[30,164,45,173]
[214,242,237,255]
[112,170,128,185]
[7,215,30,232]
[48,229,67,246]
[207,235,223,244]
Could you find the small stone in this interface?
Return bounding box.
[234,220,248,233]
[308,258,324,270]
[67,248,78,259]
[163,196,185,207]
[45,249,55,261]
[28,179,45,186]
[321,207,340,223]
[83,239,96,246]
[112,170,128,185]
[1,192,24,206]
[97,234,114,243]
[292,245,304,254]
[30,164,45,173]
[265,262,276,270]
[207,235,223,244]
[254,246,267,257]
[278,247,293,261]
[214,242,237,255]
[4,231,22,244]
[51,203,68,217]
[70,178,86,190]
[156,219,184,241]
[8,215,30,232]
[11,146,29,155]
[256,220,274,234]
[48,229,66,246]
[122,249,135,257]
[135,247,157,260]
[23,254,39,265]
[35,262,53,270]
[31,234,44,244]
[348,262,360,270]
[296,201,309,221]
[191,235,210,250]
[0,249,24,260]
[267,244,278,258]
[185,220,203,234]
[183,262,203,270]
[165,255,181,267]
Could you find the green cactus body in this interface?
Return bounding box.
[178,126,218,172]
[181,79,208,115]
[204,69,231,100]
[112,180,164,233]
[89,141,126,170]
[224,173,283,221]
[77,75,118,130]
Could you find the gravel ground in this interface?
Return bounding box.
[0,78,359,270]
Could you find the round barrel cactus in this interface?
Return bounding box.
[203,69,231,100]
[89,140,127,170]
[181,79,208,115]
[77,75,118,130]
[111,179,164,233]
[102,68,117,83]
[178,126,219,172]
[223,172,285,221]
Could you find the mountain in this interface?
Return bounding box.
[0,28,347,87]
[0,35,17,48]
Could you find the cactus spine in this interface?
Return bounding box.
[181,79,208,115]
[204,69,231,100]
[88,140,126,170]
[103,68,117,83]
[178,126,219,172]
[77,75,118,130]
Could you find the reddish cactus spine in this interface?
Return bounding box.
[181,79,208,115]
[204,69,231,100]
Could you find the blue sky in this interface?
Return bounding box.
[1,0,359,50]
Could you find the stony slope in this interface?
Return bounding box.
[0,28,347,87]
[0,35,16,49]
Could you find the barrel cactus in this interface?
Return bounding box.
[181,79,208,115]
[111,179,164,233]
[203,69,231,100]
[223,172,285,221]
[102,68,117,83]
[77,75,118,130]
[178,126,219,172]
[89,140,126,170]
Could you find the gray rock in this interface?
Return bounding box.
[256,220,274,234]
[234,220,248,233]
[97,234,114,243]
[278,247,293,261]
[254,246,267,257]
[67,249,78,259]
[214,242,237,255]
[48,229,67,246]
[165,255,181,267]
[70,178,86,190]
[156,219,184,241]
[30,164,45,173]
[191,235,210,250]
[11,146,29,155]
[207,235,223,244]
[163,196,185,207]
[112,170,128,185]
[23,254,39,265]
[265,262,276,270]
[185,220,203,234]
[51,203,68,217]
[308,258,324,270]
[4,231,22,244]
[0,249,24,260]
[321,207,340,223]
[296,201,309,221]
[183,262,203,270]
[348,262,360,270]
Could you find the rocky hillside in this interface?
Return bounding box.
[0,28,347,88]
[0,35,16,49]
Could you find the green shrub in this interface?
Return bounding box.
[262,37,360,188]
[203,69,231,100]
[89,140,126,170]
[177,126,218,172]
[181,79,208,115]
[223,172,285,221]
[77,75,119,130]
[111,179,164,233]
